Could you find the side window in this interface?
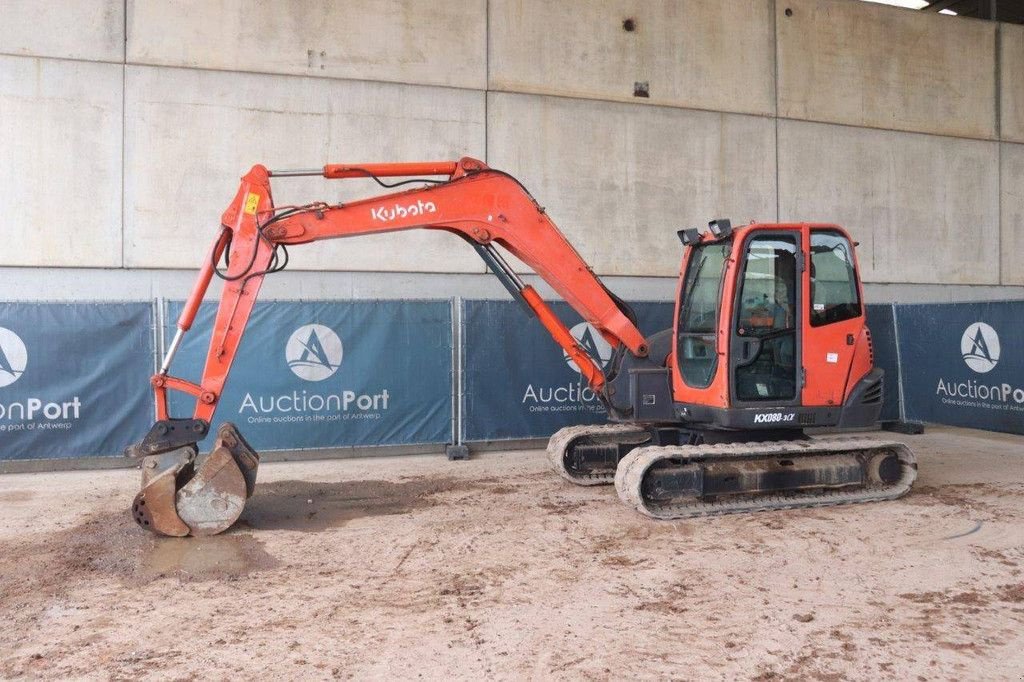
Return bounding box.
[677,242,730,389]
[735,236,798,337]
[810,231,861,327]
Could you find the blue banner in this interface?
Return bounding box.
[897,301,1024,435]
[0,303,155,459]
[166,300,453,450]
[865,304,901,422]
[461,300,674,441]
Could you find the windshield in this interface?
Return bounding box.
[677,241,730,389]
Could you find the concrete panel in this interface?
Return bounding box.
[126,0,486,90]
[489,0,775,116]
[777,0,996,140]
[1002,143,1024,285]
[778,119,999,285]
[124,66,485,272]
[1002,23,1024,143]
[0,56,123,267]
[487,92,777,277]
[0,0,123,62]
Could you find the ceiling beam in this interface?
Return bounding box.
[923,0,960,11]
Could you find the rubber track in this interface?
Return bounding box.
[615,438,917,519]
[547,423,651,486]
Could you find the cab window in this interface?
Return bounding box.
[677,241,730,389]
[810,231,861,326]
[734,235,798,402]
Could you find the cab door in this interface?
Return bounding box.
[729,230,802,406]
[801,228,865,407]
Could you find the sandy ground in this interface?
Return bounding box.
[0,426,1023,681]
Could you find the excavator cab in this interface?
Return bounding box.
[671,221,882,432]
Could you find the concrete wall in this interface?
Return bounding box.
[778,120,999,284]
[488,0,776,116]
[1003,143,1024,285]
[1,0,1022,300]
[777,0,997,139]
[123,66,485,272]
[0,56,123,267]
[487,92,777,277]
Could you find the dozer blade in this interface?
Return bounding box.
[615,438,917,520]
[130,423,259,537]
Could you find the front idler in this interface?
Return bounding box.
[129,422,259,537]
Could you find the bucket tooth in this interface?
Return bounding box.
[214,422,259,498]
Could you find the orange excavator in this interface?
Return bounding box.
[126,157,917,536]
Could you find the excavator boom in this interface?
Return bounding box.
[128,157,649,536]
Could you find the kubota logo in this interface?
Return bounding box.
[285,324,343,382]
[0,327,27,388]
[961,322,1000,374]
[370,199,437,223]
[563,322,613,374]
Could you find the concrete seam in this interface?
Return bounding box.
[0,51,999,146]
[0,52,124,66]
[772,0,781,221]
[120,0,128,269]
[121,60,487,98]
[995,22,1002,140]
[484,0,490,165]
[999,134,1004,285]
[996,22,1003,285]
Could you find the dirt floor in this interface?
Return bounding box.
[1,426,1023,680]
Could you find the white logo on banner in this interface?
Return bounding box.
[961,322,1000,374]
[286,324,343,381]
[0,327,27,388]
[563,322,613,374]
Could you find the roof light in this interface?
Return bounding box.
[708,219,733,240]
[677,228,702,246]
[859,0,929,9]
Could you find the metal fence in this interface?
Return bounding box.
[0,298,1020,461]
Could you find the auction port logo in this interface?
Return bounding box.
[0,327,27,388]
[563,322,614,374]
[961,322,1000,374]
[285,324,343,381]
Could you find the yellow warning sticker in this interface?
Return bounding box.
[243,192,260,215]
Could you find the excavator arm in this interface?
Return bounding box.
[128,157,649,536]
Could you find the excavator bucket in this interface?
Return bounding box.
[131,423,259,537]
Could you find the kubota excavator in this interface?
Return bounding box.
[126,157,917,536]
